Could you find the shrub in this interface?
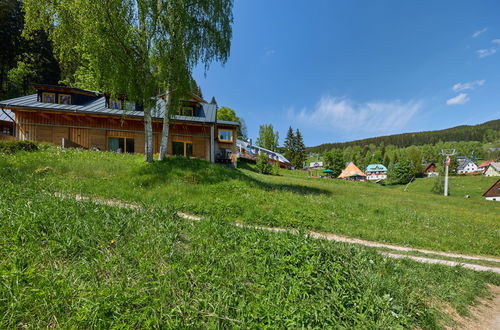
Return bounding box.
[255,153,273,175]
[0,140,39,153]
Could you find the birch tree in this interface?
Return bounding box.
[22,0,234,162]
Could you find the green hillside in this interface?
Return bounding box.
[1,144,499,328]
[307,119,500,153]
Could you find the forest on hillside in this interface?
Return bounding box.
[307,119,500,153]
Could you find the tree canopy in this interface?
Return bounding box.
[23,0,234,162]
[216,106,247,139]
[256,124,279,152]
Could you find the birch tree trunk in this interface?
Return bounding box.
[144,106,154,162]
[158,90,171,160]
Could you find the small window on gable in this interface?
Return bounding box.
[58,94,72,105]
[42,92,56,103]
[218,129,233,143]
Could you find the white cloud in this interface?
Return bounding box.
[476,48,497,58]
[452,80,485,92]
[289,96,421,134]
[472,28,487,38]
[265,49,276,56]
[446,93,470,105]
[492,39,500,45]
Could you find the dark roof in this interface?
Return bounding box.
[0,93,230,125]
[0,109,14,122]
[217,119,240,126]
[456,156,476,171]
[483,179,500,197]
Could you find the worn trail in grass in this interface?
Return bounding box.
[1,148,498,257]
[1,147,500,328]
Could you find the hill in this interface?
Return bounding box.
[1,145,500,327]
[307,119,500,153]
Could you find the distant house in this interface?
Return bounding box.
[456,156,478,174]
[484,162,500,177]
[309,161,324,169]
[365,164,387,181]
[236,139,291,169]
[482,179,500,201]
[338,162,366,181]
[0,84,239,163]
[423,163,438,177]
[478,159,497,173]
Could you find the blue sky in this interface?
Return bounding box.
[193,0,500,147]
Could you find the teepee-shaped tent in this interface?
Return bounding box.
[338,162,366,180]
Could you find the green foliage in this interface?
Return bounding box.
[256,124,279,151]
[0,148,499,327]
[217,106,247,139]
[0,1,60,98]
[431,175,446,195]
[308,119,500,153]
[323,149,344,177]
[387,158,414,185]
[255,152,273,175]
[0,140,39,153]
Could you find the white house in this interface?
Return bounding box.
[456,156,478,174]
[365,164,387,181]
[484,162,500,177]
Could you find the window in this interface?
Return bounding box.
[108,137,134,153]
[218,129,233,142]
[110,100,122,110]
[58,94,72,105]
[124,102,135,111]
[179,106,194,116]
[1,126,12,135]
[42,92,56,103]
[172,141,192,157]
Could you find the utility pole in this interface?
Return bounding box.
[441,149,456,196]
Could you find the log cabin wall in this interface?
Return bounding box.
[14,110,212,161]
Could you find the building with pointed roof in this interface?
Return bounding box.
[482,179,500,201]
[484,162,500,177]
[456,156,478,174]
[338,162,366,181]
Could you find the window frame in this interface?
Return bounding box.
[58,94,72,105]
[107,136,135,153]
[172,140,193,157]
[218,129,233,143]
[42,92,56,103]
[109,99,123,110]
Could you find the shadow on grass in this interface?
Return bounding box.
[134,157,330,196]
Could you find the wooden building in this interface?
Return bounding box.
[0,85,238,163]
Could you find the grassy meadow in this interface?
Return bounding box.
[1,145,499,327]
[1,147,498,257]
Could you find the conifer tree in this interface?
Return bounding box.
[283,126,295,162]
[293,129,306,169]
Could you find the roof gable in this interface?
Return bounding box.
[338,162,366,178]
[483,179,500,197]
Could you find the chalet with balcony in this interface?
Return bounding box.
[0,84,238,163]
[365,164,387,181]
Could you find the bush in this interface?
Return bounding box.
[431,175,445,195]
[256,153,273,175]
[387,158,414,184]
[0,140,39,153]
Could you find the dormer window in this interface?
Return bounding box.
[58,94,72,105]
[42,92,56,103]
[180,106,194,116]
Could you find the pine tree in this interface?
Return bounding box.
[293,129,306,169]
[283,126,295,162]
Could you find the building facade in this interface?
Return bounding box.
[0,85,238,163]
[365,164,387,180]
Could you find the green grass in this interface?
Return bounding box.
[1,157,500,328]
[2,148,497,257]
